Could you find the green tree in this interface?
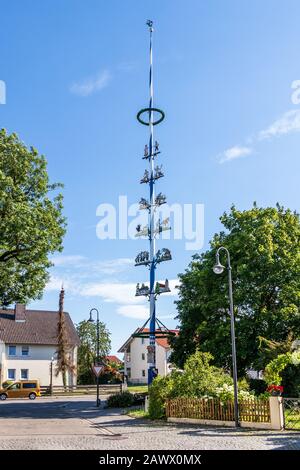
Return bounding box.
[171,204,300,375]
[76,320,111,384]
[0,129,65,305]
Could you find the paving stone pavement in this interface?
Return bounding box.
[0,397,300,450]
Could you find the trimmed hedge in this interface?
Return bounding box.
[107,391,134,408]
[107,391,148,408]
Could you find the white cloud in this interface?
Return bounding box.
[83,282,139,304]
[83,279,178,304]
[50,255,87,267]
[45,275,75,293]
[259,109,300,140]
[218,108,300,164]
[117,305,149,320]
[95,258,132,275]
[45,254,179,320]
[50,255,133,275]
[70,69,111,97]
[219,146,253,164]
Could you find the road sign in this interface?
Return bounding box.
[92,365,104,377]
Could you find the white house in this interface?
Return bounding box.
[118,328,179,384]
[0,303,80,387]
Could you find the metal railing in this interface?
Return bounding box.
[283,398,300,430]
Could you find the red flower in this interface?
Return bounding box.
[267,385,284,393]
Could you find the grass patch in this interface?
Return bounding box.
[127,409,150,419]
[285,411,300,430]
[127,385,148,393]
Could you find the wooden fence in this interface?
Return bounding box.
[41,384,123,396]
[166,397,270,423]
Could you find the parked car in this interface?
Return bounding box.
[0,380,41,400]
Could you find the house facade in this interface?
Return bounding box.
[0,304,80,387]
[118,328,179,384]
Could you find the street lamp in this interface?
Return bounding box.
[88,308,101,407]
[49,356,54,396]
[213,246,239,427]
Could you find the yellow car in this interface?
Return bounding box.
[0,380,41,400]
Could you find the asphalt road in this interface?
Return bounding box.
[0,396,299,450]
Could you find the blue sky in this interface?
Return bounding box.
[1,0,300,355]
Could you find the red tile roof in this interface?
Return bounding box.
[105,355,122,364]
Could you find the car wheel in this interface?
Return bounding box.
[29,393,36,400]
[0,393,7,400]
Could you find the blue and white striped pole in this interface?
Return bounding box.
[148,20,156,386]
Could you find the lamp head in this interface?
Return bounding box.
[88,311,94,322]
[213,262,225,275]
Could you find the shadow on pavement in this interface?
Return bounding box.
[0,399,100,420]
[177,425,300,450]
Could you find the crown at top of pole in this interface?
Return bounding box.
[147,20,154,112]
[146,19,154,32]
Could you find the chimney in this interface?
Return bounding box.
[15,303,26,322]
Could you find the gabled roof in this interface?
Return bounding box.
[118,328,179,352]
[0,308,80,346]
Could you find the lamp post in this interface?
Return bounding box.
[88,308,101,407]
[213,246,239,427]
[50,356,54,396]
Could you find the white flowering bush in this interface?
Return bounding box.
[291,351,300,366]
[214,383,254,402]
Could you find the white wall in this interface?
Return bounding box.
[128,337,148,383]
[1,344,78,386]
[123,337,171,384]
[156,344,169,376]
[0,341,5,386]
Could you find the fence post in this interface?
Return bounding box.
[269,396,284,430]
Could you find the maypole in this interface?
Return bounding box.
[135,20,173,386]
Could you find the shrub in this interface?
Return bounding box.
[248,378,268,396]
[214,383,254,402]
[264,353,292,385]
[106,391,134,408]
[148,351,252,419]
[148,375,173,419]
[281,363,300,397]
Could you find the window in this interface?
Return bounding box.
[21,369,28,380]
[142,370,146,377]
[21,345,29,356]
[8,345,16,356]
[8,369,16,380]
[142,353,145,360]
[22,383,37,389]
[141,338,145,345]
[9,382,20,390]
[126,353,131,362]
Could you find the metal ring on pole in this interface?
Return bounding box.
[137,107,165,126]
[132,331,175,339]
